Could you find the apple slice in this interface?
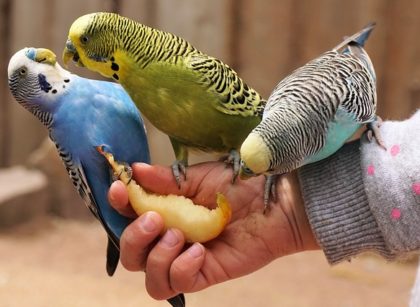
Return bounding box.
[97,146,231,242]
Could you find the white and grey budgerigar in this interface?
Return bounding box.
[239,22,385,211]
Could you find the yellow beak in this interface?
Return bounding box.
[62,39,84,67]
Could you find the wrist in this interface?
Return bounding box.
[278,172,320,253]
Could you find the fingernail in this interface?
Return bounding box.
[188,243,204,258]
[139,212,157,233]
[160,229,179,247]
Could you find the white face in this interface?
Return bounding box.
[8,48,72,106]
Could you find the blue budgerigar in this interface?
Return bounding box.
[239,23,385,211]
[8,48,185,307]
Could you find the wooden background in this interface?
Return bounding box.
[0,2,418,305]
[1,0,419,168]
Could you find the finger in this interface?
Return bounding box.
[170,243,206,293]
[120,212,164,271]
[145,228,185,300]
[108,180,137,218]
[131,162,228,197]
[132,163,191,196]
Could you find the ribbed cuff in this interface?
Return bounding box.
[297,141,395,264]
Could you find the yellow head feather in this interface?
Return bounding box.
[63,13,116,78]
[68,13,94,41]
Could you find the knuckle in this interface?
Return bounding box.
[121,257,144,272]
[145,278,173,301]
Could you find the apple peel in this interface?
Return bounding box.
[97,146,231,242]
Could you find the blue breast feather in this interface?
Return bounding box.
[303,107,361,165]
[51,76,150,240]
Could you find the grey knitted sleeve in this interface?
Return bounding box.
[298,110,420,264]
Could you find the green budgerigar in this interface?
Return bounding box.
[63,12,266,185]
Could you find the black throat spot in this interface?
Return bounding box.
[111,62,119,71]
[38,73,52,93]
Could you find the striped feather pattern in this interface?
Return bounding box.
[86,12,265,117]
[52,138,100,219]
[8,72,54,127]
[189,54,265,116]
[255,36,376,173]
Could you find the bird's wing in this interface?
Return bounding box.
[52,138,119,249]
[341,68,377,123]
[72,159,120,276]
[187,53,266,117]
[264,50,376,123]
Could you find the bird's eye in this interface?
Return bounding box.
[19,67,27,76]
[80,35,89,44]
[243,166,253,175]
[240,161,254,176]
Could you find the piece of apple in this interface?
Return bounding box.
[97,146,232,243]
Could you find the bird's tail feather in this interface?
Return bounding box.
[333,22,376,51]
[167,293,186,307]
[106,237,120,276]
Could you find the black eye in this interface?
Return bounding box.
[80,35,89,44]
[19,67,27,76]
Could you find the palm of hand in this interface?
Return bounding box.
[130,161,307,289]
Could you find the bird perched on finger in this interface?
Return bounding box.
[8,47,186,307]
[62,12,266,186]
[239,22,385,212]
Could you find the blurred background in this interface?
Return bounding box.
[0,0,419,306]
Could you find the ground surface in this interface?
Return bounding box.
[0,217,417,307]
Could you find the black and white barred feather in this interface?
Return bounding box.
[254,29,377,173]
[52,138,99,219]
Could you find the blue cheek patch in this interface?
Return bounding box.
[25,48,36,61]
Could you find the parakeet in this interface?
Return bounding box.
[62,12,266,185]
[239,23,384,211]
[8,48,185,307]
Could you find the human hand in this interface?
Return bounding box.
[108,161,319,301]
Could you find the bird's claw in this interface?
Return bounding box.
[263,174,279,214]
[220,149,240,184]
[123,163,133,179]
[111,161,132,182]
[172,160,187,188]
[366,116,386,150]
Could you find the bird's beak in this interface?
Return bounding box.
[62,39,84,68]
[34,48,57,66]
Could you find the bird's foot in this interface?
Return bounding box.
[172,160,187,189]
[263,174,280,214]
[219,149,240,184]
[366,116,386,150]
[111,161,132,182]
